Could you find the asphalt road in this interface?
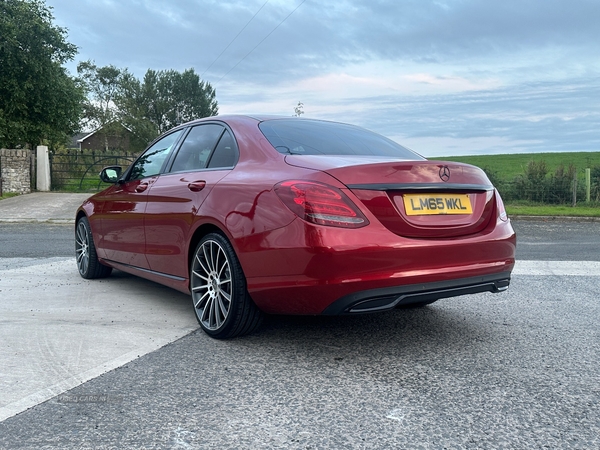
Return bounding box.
[2,218,599,260]
[0,219,599,449]
[0,223,74,258]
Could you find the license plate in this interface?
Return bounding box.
[403,194,473,215]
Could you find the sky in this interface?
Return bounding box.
[47,0,600,157]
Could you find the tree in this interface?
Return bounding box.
[0,0,84,148]
[77,60,127,131]
[118,68,218,146]
[78,64,218,151]
[77,60,132,151]
[293,101,304,117]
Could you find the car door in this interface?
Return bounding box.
[144,124,239,278]
[97,129,184,268]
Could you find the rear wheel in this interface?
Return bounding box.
[75,217,112,279]
[190,233,263,339]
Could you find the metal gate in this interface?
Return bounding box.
[50,149,137,192]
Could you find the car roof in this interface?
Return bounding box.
[182,114,349,127]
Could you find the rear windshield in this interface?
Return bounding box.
[259,119,423,159]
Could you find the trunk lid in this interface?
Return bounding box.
[285,156,496,238]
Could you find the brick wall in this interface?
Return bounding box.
[0,149,32,194]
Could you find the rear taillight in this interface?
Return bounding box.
[275,181,369,228]
[495,189,508,221]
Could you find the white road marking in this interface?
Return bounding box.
[386,408,405,421]
[513,260,600,276]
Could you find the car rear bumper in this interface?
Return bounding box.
[241,218,516,315]
[321,271,511,314]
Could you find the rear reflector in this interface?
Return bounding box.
[275,181,368,228]
[495,189,508,221]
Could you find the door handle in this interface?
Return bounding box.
[135,182,149,193]
[188,181,206,192]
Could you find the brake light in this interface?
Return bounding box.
[495,189,508,222]
[275,181,369,228]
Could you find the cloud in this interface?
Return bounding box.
[48,0,600,156]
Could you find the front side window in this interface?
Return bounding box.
[170,124,224,173]
[129,130,183,180]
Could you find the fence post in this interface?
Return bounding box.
[585,168,591,202]
[571,173,577,207]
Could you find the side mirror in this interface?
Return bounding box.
[100,166,123,183]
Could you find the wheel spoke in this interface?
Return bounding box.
[217,249,228,278]
[201,297,213,322]
[202,244,214,272]
[191,269,209,282]
[194,291,211,309]
[191,283,210,293]
[194,292,210,309]
[219,288,231,303]
[208,297,216,328]
[214,302,223,328]
[195,253,211,275]
[217,295,228,317]
[76,224,85,242]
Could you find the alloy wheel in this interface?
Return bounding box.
[191,238,233,331]
[75,220,90,276]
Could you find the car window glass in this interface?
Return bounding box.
[129,130,183,180]
[170,124,224,173]
[259,120,424,159]
[207,129,237,168]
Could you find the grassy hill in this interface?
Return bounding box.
[436,152,600,181]
[436,151,600,216]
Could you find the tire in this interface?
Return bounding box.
[75,216,112,279]
[190,233,263,339]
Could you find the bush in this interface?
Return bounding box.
[505,160,589,205]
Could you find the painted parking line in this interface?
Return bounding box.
[0,257,198,422]
[513,260,600,276]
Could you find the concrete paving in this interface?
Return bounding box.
[0,192,91,223]
[0,193,199,421]
[0,257,198,422]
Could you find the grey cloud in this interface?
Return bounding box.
[52,1,600,82]
[324,77,600,154]
[47,0,600,155]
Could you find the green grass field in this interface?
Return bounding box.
[437,151,600,216]
[437,151,600,181]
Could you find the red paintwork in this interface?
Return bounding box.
[77,115,516,315]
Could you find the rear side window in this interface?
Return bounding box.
[259,119,423,159]
[207,130,238,168]
[170,124,224,172]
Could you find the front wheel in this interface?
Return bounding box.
[75,217,112,279]
[190,233,263,339]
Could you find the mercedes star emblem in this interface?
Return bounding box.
[439,165,451,182]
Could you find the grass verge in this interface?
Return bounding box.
[506,202,600,217]
[0,193,20,200]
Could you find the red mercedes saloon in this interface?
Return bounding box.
[75,115,516,338]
